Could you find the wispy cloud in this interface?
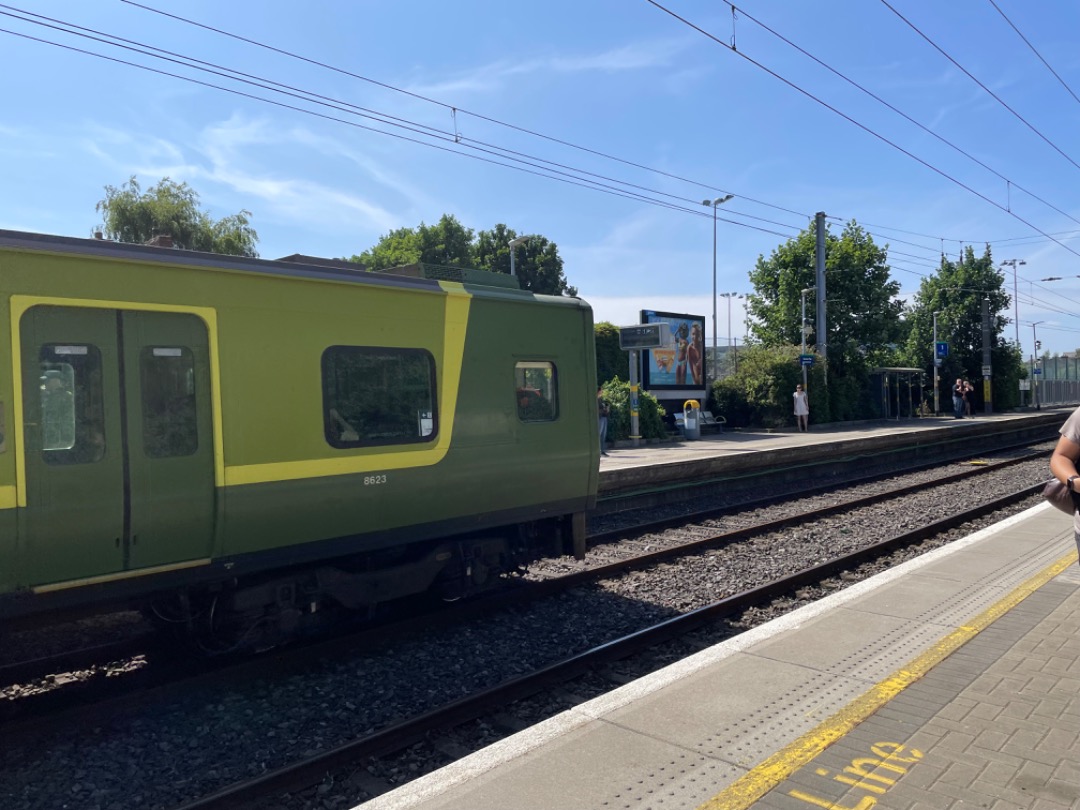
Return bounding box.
[406,39,689,97]
[77,116,404,233]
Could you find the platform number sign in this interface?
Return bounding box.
[935,341,948,359]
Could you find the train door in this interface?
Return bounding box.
[20,305,215,585]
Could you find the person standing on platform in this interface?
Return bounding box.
[597,386,610,457]
[1049,406,1080,547]
[952,378,965,419]
[793,384,809,432]
[963,380,974,417]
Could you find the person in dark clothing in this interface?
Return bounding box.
[952,378,965,419]
[597,387,610,456]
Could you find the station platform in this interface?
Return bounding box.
[360,503,1080,810]
[597,408,1070,497]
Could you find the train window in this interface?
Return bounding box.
[515,362,558,422]
[39,345,106,465]
[140,347,198,458]
[321,346,437,448]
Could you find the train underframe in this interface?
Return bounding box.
[146,513,586,654]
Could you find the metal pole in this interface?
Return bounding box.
[1002,259,1025,408]
[711,207,718,382]
[932,311,940,415]
[801,289,808,391]
[629,350,641,446]
[1033,323,1040,410]
[727,294,732,353]
[1001,259,1025,348]
[814,212,827,382]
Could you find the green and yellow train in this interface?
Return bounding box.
[0,229,598,649]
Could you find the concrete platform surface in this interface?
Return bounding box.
[357,504,1080,810]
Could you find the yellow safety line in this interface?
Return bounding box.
[696,550,1079,810]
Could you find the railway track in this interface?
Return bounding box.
[168,477,1053,810]
[0,444,1058,809]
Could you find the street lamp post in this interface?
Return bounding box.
[508,235,529,278]
[702,194,734,380]
[1000,259,1026,348]
[932,310,942,415]
[800,287,815,392]
[718,292,742,374]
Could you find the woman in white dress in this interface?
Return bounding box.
[793,384,809,432]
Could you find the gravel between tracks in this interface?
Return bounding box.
[0,457,1059,810]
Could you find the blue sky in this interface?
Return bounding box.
[3,1,1080,357]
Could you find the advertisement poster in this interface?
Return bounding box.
[640,310,707,401]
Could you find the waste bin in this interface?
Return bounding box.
[683,399,701,441]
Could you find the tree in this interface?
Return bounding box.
[747,221,905,368]
[475,225,577,296]
[900,245,1023,410]
[353,215,475,272]
[354,217,578,296]
[95,176,258,257]
[594,322,629,384]
[416,215,475,268]
[746,221,906,421]
[352,225,422,271]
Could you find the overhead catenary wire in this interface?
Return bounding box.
[117,0,816,223]
[0,25,803,240]
[118,0,1066,256]
[0,5,805,241]
[878,0,1080,175]
[986,0,1080,108]
[717,0,1080,231]
[7,1,1080,330]
[643,0,1080,266]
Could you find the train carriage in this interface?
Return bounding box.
[0,229,598,647]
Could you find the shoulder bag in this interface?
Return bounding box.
[1043,478,1080,515]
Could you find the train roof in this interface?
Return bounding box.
[0,229,588,309]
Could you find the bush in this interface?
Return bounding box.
[602,378,667,440]
[709,344,829,428]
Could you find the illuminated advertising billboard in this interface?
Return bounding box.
[640,310,708,402]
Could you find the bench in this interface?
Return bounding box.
[673,411,726,436]
[701,410,726,433]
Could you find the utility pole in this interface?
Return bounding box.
[981,298,992,414]
[814,212,827,385]
[801,287,815,392]
[932,311,942,415]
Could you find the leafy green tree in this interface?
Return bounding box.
[475,225,577,296]
[900,245,1023,410]
[354,215,475,271]
[95,176,258,257]
[352,225,421,271]
[416,215,475,268]
[747,221,905,372]
[594,322,630,384]
[354,218,577,296]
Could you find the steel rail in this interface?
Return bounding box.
[169,481,1047,810]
